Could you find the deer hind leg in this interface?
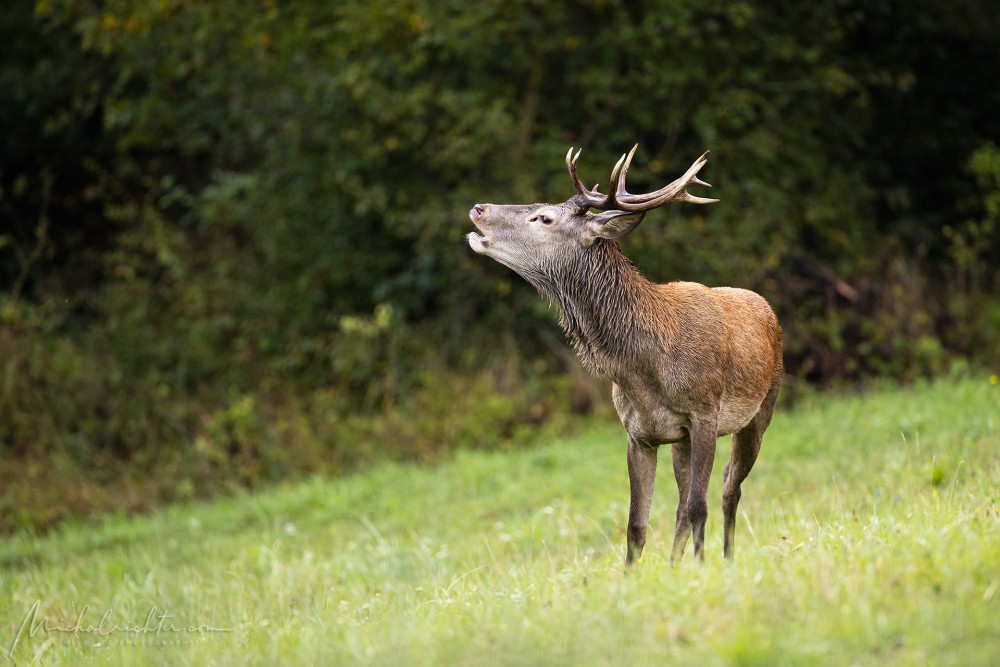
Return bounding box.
[669,439,692,564]
[626,437,658,565]
[723,378,780,560]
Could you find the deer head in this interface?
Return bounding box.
[467,145,719,282]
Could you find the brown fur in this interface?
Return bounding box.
[468,149,782,564]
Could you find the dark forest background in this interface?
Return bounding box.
[2,0,999,532]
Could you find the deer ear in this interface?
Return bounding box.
[586,210,646,243]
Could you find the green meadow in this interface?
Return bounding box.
[2,376,998,666]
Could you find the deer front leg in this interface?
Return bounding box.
[687,414,719,561]
[670,439,693,564]
[625,437,658,565]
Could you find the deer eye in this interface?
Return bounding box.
[530,213,552,225]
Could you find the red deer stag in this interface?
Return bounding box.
[467,145,782,564]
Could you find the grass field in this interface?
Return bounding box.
[2,376,998,665]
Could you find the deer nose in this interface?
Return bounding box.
[470,204,485,220]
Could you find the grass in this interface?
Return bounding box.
[2,375,998,665]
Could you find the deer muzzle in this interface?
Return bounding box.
[468,204,489,252]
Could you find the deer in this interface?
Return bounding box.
[467,145,782,565]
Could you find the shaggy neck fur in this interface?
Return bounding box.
[526,240,670,377]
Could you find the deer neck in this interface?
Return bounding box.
[533,240,666,378]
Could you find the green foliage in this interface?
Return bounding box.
[1,1,999,530]
[0,301,588,531]
[2,377,998,665]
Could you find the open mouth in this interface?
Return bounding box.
[468,205,489,252]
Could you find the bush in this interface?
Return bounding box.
[1,0,998,532]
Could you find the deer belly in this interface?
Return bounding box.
[614,385,763,444]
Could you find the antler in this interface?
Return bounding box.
[565,144,719,212]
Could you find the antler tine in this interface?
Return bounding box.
[566,147,611,207]
[605,150,631,206]
[565,147,584,194]
[613,144,640,201]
